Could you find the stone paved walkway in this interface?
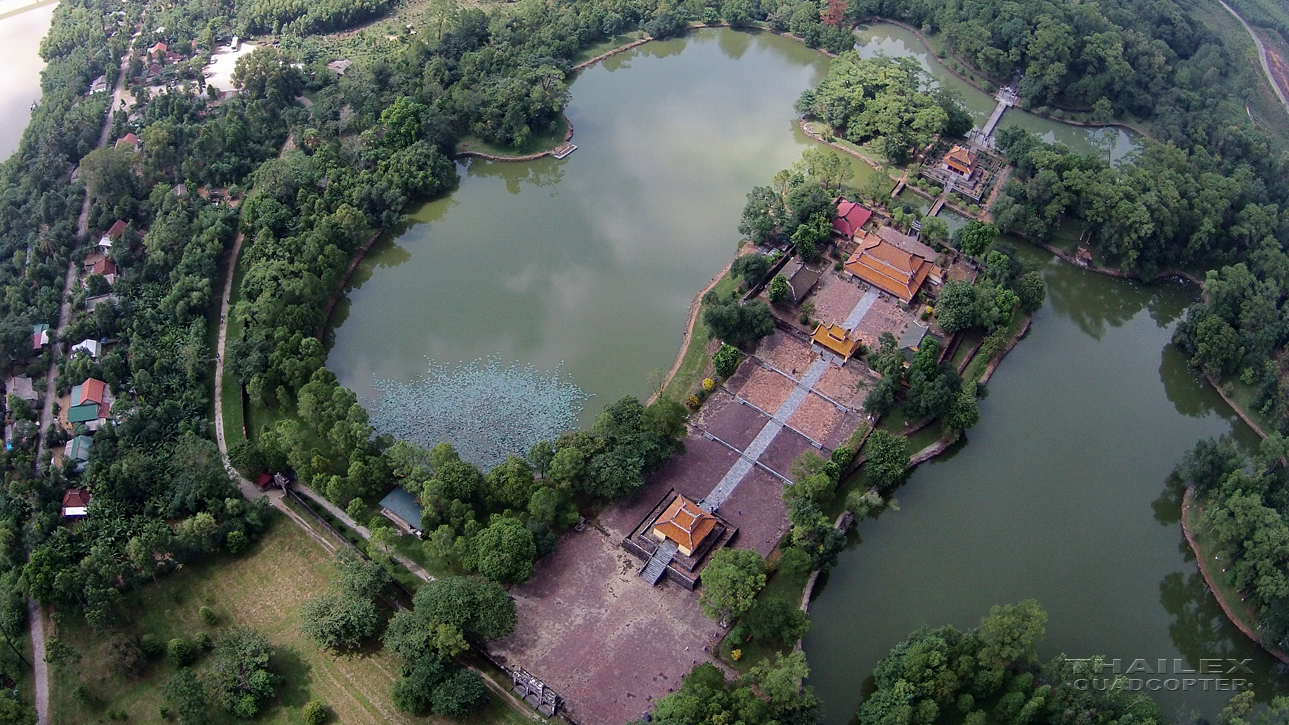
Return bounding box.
[843,287,881,330]
[702,358,829,509]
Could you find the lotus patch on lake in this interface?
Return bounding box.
[370,357,590,469]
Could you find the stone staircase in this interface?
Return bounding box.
[640,540,679,585]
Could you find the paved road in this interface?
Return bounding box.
[35,57,132,469]
[29,58,132,725]
[1220,0,1289,115]
[27,599,46,725]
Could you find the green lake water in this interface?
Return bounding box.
[327,29,840,425]
[0,0,55,159]
[323,25,1284,724]
[803,244,1285,724]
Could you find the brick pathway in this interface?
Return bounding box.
[702,358,829,509]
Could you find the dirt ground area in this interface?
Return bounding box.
[612,437,740,528]
[757,331,818,375]
[786,393,844,445]
[698,391,772,450]
[493,524,726,725]
[731,365,795,414]
[718,467,791,555]
[492,325,888,721]
[814,363,870,409]
[758,427,815,477]
[853,295,913,348]
[808,272,866,326]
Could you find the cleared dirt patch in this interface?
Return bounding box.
[698,391,773,449]
[732,366,795,414]
[808,273,866,327]
[853,295,912,348]
[719,468,791,556]
[758,427,815,479]
[757,332,817,375]
[786,393,844,445]
[814,363,869,408]
[492,526,725,725]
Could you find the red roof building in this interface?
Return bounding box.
[62,489,91,517]
[115,133,139,151]
[90,258,117,281]
[652,495,717,557]
[77,378,106,405]
[832,199,873,239]
[150,41,168,58]
[107,220,127,239]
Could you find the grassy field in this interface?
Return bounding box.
[660,271,738,404]
[48,516,533,725]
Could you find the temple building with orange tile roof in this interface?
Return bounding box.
[843,234,933,303]
[811,322,862,360]
[652,495,717,557]
[943,144,977,178]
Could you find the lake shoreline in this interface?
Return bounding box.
[1181,485,1289,666]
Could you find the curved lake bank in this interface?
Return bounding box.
[327,29,838,425]
[802,243,1284,724]
[0,0,55,159]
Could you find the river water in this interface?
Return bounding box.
[0,0,55,160]
[321,24,1278,724]
[802,244,1285,723]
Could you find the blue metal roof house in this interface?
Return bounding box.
[378,486,424,536]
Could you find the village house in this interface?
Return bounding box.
[5,376,37,403]
[88,75,108,94]
[843,232,934,303]
[832,199,873,239]
[379,486,424,537]
[71,339,102,359]
[899,322,944,363]
[86,294,119,312]
[61,488,91,518]
[67,377,110,430]
[327,59,353,75]
[31,323,49,351]
[99,219,127,250]
[150,41,168,59]
[114,133,140,152]
[86,256,118,284]
[61,435,92,472]
[811,322,862,360]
